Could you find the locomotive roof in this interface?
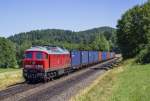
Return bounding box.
[25,46,70,54]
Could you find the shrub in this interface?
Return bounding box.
[136,45,150,64]
[0,37,18,68]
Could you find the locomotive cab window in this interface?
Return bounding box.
[45,54,48,59]
[36,52,43,59]
[25,52,33,59]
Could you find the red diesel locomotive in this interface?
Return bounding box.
[23,45,71,82]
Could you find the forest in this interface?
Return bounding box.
[117,1,150,63]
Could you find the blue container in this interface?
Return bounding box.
[88,51,94,63]
[71,51,81,68]
[93,51,99,62]
[89,51,98,63]
[102,52,107,61]
[81,51,89,65]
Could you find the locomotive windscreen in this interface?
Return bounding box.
[25,52,33,59]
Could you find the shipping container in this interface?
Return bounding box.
[110,52,113,59]
[81,51,89,65]
[112,52,115,58]
[112,52,116,58]
[71,51,81,68]
[107,52,110,60]
[102,52,107,61]
[110,52,112,59]
[88,51,94,63]
[98,52,102,62]
[88,51,99,63]
[93,51,99,63]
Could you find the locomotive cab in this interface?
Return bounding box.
[24,51,49,69]
[23,45,71,82]
[23,47,49,81]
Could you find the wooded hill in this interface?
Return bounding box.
[8,26,117,52]
[8,26,115,47]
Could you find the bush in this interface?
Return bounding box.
[136,45,150,64]
[0,37,18,68]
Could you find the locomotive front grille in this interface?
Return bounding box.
[23,68,45,79]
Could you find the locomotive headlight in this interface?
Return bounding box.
[25,65,32,68]
[36,65,43,69]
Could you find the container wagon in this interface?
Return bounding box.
[93,51,99,63]
[71,50,81,69]
[98,52,102,62]
[102,52,107,61]
[81,51,89,66]
[110,52,114,59]
[106,52,110,60]
[88,51,94,64]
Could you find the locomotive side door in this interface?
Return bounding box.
[43,52,49,70]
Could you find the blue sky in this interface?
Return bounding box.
[0,0,148,37]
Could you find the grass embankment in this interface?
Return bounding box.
[71,59,150,101]
[0,68,24,90]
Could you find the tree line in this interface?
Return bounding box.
[117,1,150,63]
[0,27,117,68]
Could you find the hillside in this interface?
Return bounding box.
[8,26,116,46]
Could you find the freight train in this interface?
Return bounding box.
[23,45,115,82]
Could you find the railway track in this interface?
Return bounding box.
[0,58,121,101]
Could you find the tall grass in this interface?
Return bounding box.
[71,59,150,101]
[0,69,24,90]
